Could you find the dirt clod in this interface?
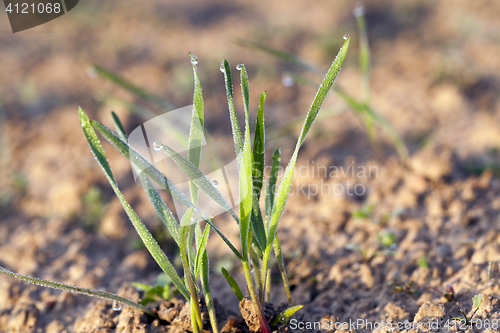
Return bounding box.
[413,302,445,323]
[239,297,276,333]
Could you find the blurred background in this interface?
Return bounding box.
[1,0,499,217]
[0,0,500,330]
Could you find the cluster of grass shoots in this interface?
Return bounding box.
[0,36,350,333]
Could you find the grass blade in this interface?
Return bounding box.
[187,224,197,273]
[92,65,177,110]
[189,300,202,333]
[111,111,127,141]
[0,266,157,317]
[200,251,218,333]
[235,39,322,74]
[109,111,181,246]
[365,105,409,162]
[250,206,266,252]
[221,267,244,301]
[179,209,203,332]
[261,37,350,293]
[237,64,254,260]
[335,88,408,161]
[221,60,243,155]
[138,173,181,246]
[265,148,281,222]
[79,107,189,300]
[250,92,268,251]
[201,257,217,333]
[270,305,304,327]
[156,142,238,222]
[188,53,204,206]
[205,220,243,260]
[252,92,266,198]
[193,221,216,333]
[99,93,159,118]
[186,54,206,288]
[250,244,262,288]
[194,224,210,277]
[296,37,350,148]
[89,119,196,211]
[354,2,371,104]
[273,237,292,306]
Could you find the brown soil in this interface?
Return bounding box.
[2,0,500,332]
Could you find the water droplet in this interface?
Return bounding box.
[211,180,219,187]
[220,61,225,73]
[281,317,286,322]
[152,141,162,151]
[250,268,254,274]
[112,301,122,311]
[209,214,214,220]
[86,66,97,78]
[353,2,365,17]
[236,63,243,71]
[281,75,295,87]
[343,34,350,41]
[190,54,198,65]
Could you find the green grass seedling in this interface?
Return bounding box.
[451,294,483,326]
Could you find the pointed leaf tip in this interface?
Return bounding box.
[270,305,304,327]
[78,107,89,124]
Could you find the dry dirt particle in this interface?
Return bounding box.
[157,300,183,323]
[45,320,68,333]
[413,302,445,331]
[384,302,410,322]
[5,289,39,333]
[73,301,116,333]
[239,297,276,333]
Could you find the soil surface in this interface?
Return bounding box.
[2,0,500,332]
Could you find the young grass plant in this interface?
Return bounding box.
[163,37,348,331]
[0,36,349,332]
[451,294,483,327]
[132,273,179,305]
